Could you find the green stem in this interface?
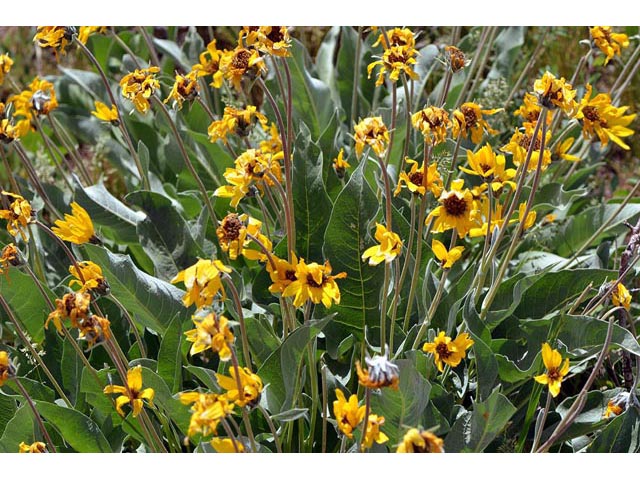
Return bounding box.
[258,404,282,453]
[531,391,552,452]
[107,294,146,358]
[13,377,57,452]
[222,274,252,369]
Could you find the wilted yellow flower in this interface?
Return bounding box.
[368,45,419,86]
[0,117,21,143]
[452,102,501,144]
[259,122,283,155]
[77,26,106,45]
[281,258,346,308]
[192,40,226,88]
[533,71,578,116]
[216,366,263,408]
[0,54,13,85]
[210,437,244,453]
[103,365,155,417]
[239,26,292,57]
[180,391,233,438]
[0,243,22,275]
[412,107,451,146]
[0,350,15,387]
[396,428,444,453]
[34,26,75,55]
[267,253,299,295]
[18,441,47,453]
[356,351,400,390]
[431,239,464,269]
[501,128,552,173]
[426,179,477,238]
[208,105,268,144]
[612,282,632,311]
[469,198,507,238]
[554,137,581,162]
[45,292,91,333]
[332,149,351,179]
[518,202,536,230]
[217,213,272,262]
[219,47,266,91]
[0,191,33,241]
[69,261,109,295]
[372,28,416,49]
[534,343,570,398]
[119,66,160,114]
[575,84,636,150]
[444,45,468,72]
[164,70,199,109]
[395,158,443,198]
[185,312,235,360]
[362,414,389,449]
[9,77,58,118]
[590,26,629,65]
[77,314,111,348]
[423,331,474,372]
[91,101,119,125]
[51,202,96,245]
[353,117,390,158]
[514,93,554,130]
[171,258,231,309]
[362,223,403,266]
[333,389,365,439]
[604,392,629,419]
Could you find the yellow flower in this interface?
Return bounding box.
[103,365,155,417]
[45,292,91,333]
[239,26,291,57]
[69,261,109,295]
[394,158,443,198]
[281,258,347,308]
[412,107,451,146]
[34,26,75,55]
[452,102,501,144]
[459,143,516,191]
[575,84,636,151]
[431,239,464,269]
[119,67,160,114]
[77,314,111,348]
[171,258,231,309]
[266,253,299,295]
[362,414,389,449]
[216,366,263,408]
[1,243,22,275]
[518,202,536,230]
[0,191,33,241]
[590,26,629,65]
[180,391,233,438]
[362,223,403,266]
[0,117,20,143]
[612,282,632,311]
[533,71,578,116]
[185,312,235,360]
[603,392,629,419]
[514,93,553,131]
[91,101,119,125]
[51,202,97,245]
[164,70,199,109]
[356,351,400,390]
[353,117,390,158]
[9,76,58,118]
[444,45,468,72]
[217,213,272,262]
[396,428,444,453]
[372,28,416,49]
[208,105,268,144]
[469,198,507,238]
[211,437,245,453]
[219,47,266,91]
[77,26,106,45]
[259,123,283,155]
[0,350,15,387]
[534,343,570,398]
[332,148,351,179]
[501,128,552,173]
[332,389,365,439]
[554,137,581,162]
[192,40,226,88]
[367,45,419,86]
[0,54,13,85]
[18,441,47,453]
[423,331,474,372]
[426,179,477,238]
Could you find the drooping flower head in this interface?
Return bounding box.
[452,102,501,144]
[501,127,552,173]
[91,101,119,125]
[0,191,33,241]
[590,26,629,65]
[171,258,231,309]
[103,365,155,417]
[208,105,268,144]
[164,70,199,109]
[356,350,400,390]
[514,93,553,130]
[353,117,390,158]
[426,179,477,238]
[394,158,443,198]
[612,282,632,311]
[18,441,47,453]
[216,213,272,262]
[412,107,451,146]
[185,312,235,360]
[51,202,97,245]
[396,428,444,453]
[0,350,16,387]
[444,45,468,72]
[533,71,578,116]
[362,414,389,449]
[68,261,110,296]
[518,202,537,230]
[0,243,22,275]
[239,26,292,57]
[281,257,347,308]
[431,239,464,269]
[34,26,76,56]
[119,66,160,114]
[45,291,91,333]
[77,314,111,348]
[77,26,106,45]
[422,331,474,372]
[0,54,13,85]
[219,47,267,91]
[604,391,629,419]
[533,342,570,398]
[9,77,58,118]
[332,148,351,179]
[216,366,263,408]
[362,223,403,266]
[192,40,226,88]
[332,389,365,439]
[179,391,233,438]
[367,45,419,86]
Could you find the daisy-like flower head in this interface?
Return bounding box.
[426,179,477,238]
[590,26,629,65]
[91,101,119,126]
[68,261,110,296]
[332,148,351,179]
[517,202,537,231]
[575,84,636,151]
[8,77,58,119]
[34,26,76,56]
[501,127,552,173]
[534,342,570,398]
[469,198,507,239]
[612,282,632,311]
[367,45,419,87]
[356,350,400,390]
[281,257,347,308]
[0,191,33,241]
[0,117,21,144]
[362,223,403,266]
[431,239,464,269]
[604,391,629,419]
[362,414,389,450]
[259,122,283,155]
[372,28,415,49]
[411,107,451,146]
[422,331,474,372]
[0,350,16,387]
[119,66,160,114]
[216,213,272,262]
[45,291,91,333]
[533,71,578,116]
[184,312,235,360]
[460,144,516,192]
[192,40,226,88]
[18,441,47,453]
[444,45,468,72]
[216,366,263,408]
[396,428,444,453]
[394,158,443,198]
[103,365,155,418]
[77,26,106,45]
[239,26,292,57]
[332,389,365,439]
[77,314,111,348]
[0,54,13,85]
[164,70,199,109]
[452,102,501,144]
[353,116,390,158]
[219,47,267,91]
[51,202,97,245]
[208,105,268,144]
[171,258,232,309]
[211,438,245,453]
[179,391,233,438]
[266,253,299,295]
[1,243,23,274]
[514,93,553,130]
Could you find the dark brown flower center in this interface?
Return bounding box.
[222,214,243,241]
[436,342,452,359]
[518,133,541,151]
[462,106,478,128]
[547,368,561,382]
[232,49,251,70]
[285,270,297,282]
[442,194,468,217]
[447,47,466,72]
[582,105,601,123]
[306,273,324,288]
[409,171,424,186]
[266,27,284,44]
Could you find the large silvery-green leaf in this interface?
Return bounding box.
[0,404,33,453]
[83,244,186,335]
[292,125,332,261]
[322,160,383,336]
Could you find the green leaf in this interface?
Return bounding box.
[153,38,191,69]
[83,243,187,335]
[470,333,499,401]
[0,393,16,438]
[444,389,516,452]
[184,365,218,391]
[322,160,383,336]
[270,408,309,423]
[137,140,150,180]
[60,339,82,404]
[292,125,333,261]
[0,404,33,453]
[35,401,112,452]
[487,27,526,79]
[244,315,281,367]
[137,367,190,435]
[588,408,640,452]
[157,316,184,394]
